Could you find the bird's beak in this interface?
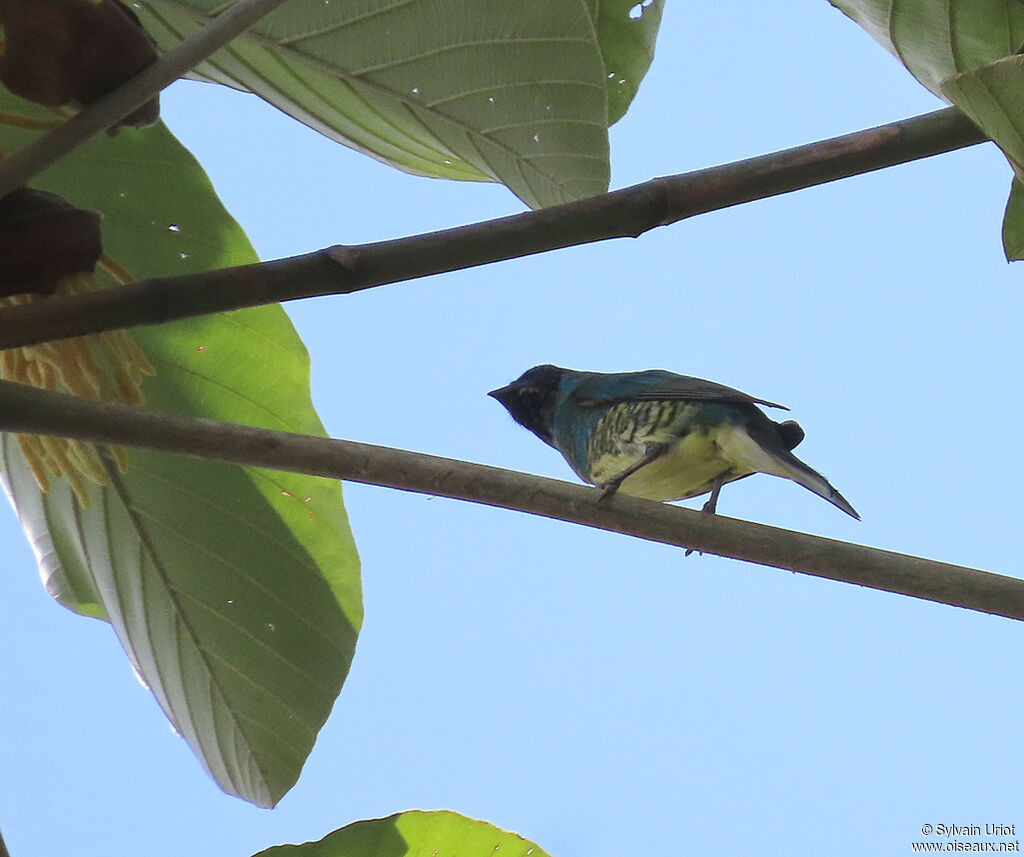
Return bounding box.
[488,384,515,403]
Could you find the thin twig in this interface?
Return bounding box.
[0,0,292,197]
[0,379,1020,622]
[0,107,988,350]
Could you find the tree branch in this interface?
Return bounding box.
[0,379,1020,622]
[0,0,293,197]
[0,107,988,350]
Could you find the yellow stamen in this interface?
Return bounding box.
[0,267,155,504]
[110,446,130,474]
[15,435,51,492]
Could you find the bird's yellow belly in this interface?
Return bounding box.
[588,429,746,502]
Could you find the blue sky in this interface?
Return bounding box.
[2,2,1023,856]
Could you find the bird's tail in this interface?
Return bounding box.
[773,449,860,519]
[723,424,860,519]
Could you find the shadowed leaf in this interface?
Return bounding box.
[133,0,663,207]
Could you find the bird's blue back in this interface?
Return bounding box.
[545,368,769,482]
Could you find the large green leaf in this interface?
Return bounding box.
[253,810,554,857]
[830,1,1024,257]
[941,55,1024,258]
[828,0,1024,97]
[133,0,663,208]
[0,90,361,806]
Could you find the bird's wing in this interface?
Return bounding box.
[572,370,788,410]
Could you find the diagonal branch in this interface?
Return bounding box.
[0,0,293,197]
[1,378,1021,622]
[0,107,989,350]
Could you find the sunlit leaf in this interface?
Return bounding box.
[0,89,361,807]
[253,810,554,857]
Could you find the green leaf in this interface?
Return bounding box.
[828,0,1024,97]
[1003,178,1024,261]
[593,0,664,125]
[940,56,1024,261]
[941,54,1024,170]
[133,0,661,208]
[0,91,362,807]
[831,3,1024,257]
[252,810,555,857]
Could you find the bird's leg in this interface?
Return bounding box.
[596,443,667,501]
[686,474,727,557]
[701,473,726,514]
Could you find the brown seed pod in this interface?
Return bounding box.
[0,188,102,297]
[0,0,160,131]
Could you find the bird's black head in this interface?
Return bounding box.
[488,364,564,444]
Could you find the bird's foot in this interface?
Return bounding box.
[686,496,716,551]
[686,480,724,556]
[700,476,724,515]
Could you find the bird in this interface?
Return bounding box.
[488,364,858,519]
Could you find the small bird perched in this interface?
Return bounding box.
[489,364,858,519]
